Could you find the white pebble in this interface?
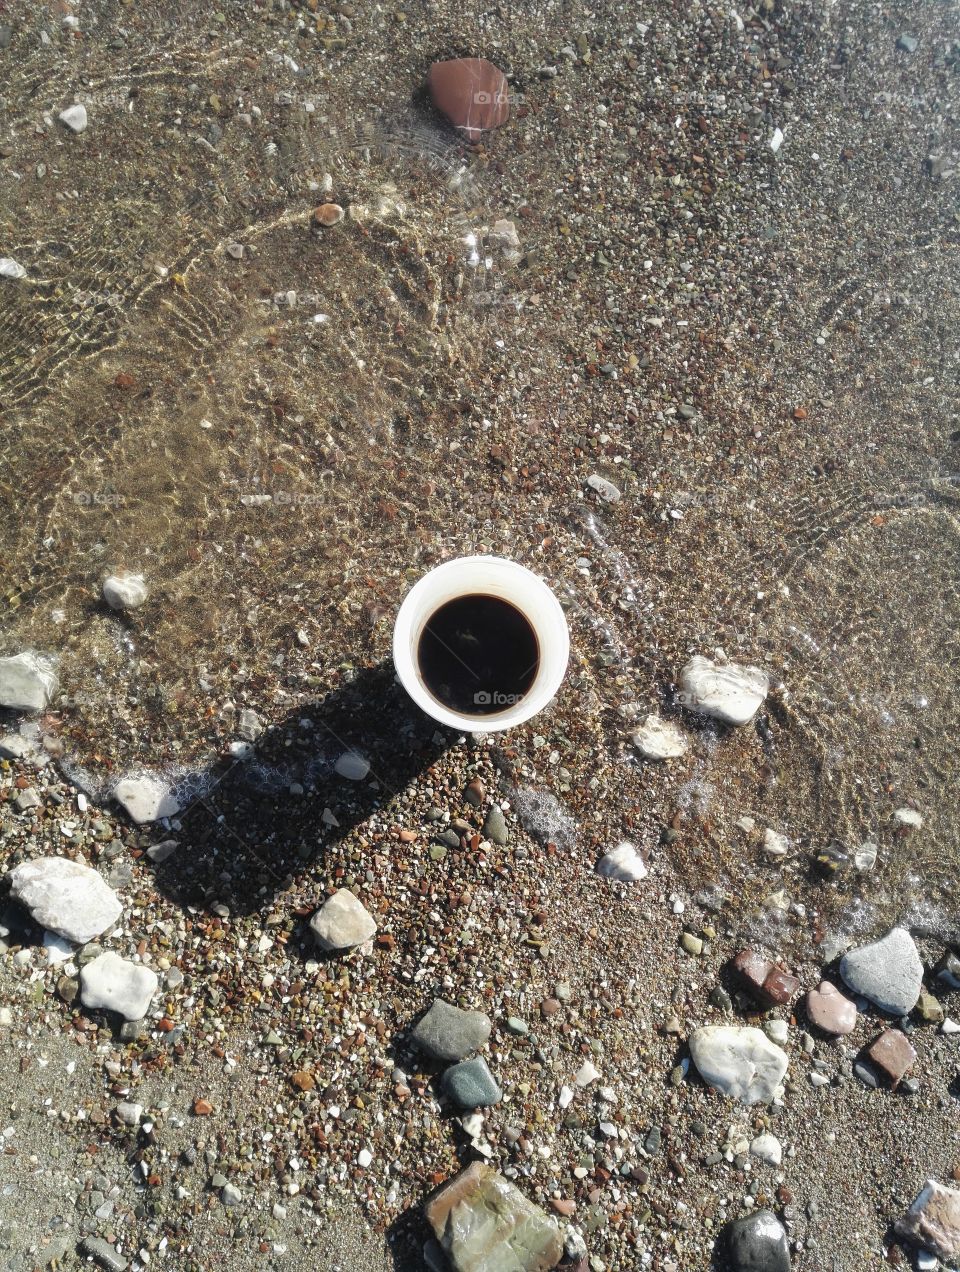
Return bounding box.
[334,751,370,781]
[356,1149,372,1168]
[0,257,27,280]
[102,573,148,611]
[58,103,88,133]
[893,807,923,829]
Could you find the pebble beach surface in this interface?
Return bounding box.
[1,0,959,1270]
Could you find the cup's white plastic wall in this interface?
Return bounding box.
[392,555,570,732]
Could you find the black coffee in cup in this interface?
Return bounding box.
[417,594,539,716]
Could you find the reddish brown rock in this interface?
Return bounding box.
[806,980,857,1036]
[428,58,510,142]
[731,948,800,1008]
[866,1029,917,1087]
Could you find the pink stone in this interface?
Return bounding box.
[428,58,510,142]
[806,980,857,1035]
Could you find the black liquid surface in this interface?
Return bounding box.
[417,594,540,716]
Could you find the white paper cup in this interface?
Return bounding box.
[392,555,569,732]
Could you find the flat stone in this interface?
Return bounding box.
[893,806,923,829]
[112,773,180,824]
[308,888,376,952]
[630,714,689,760]
[896,1180,960,1261]
[0,651,59,710]
[484,805,508,845]
[723,1210,790,1272]
[80,1238,127,1272]
[897,33,919,53]
[840,927,923,1015]
[595,841,647,882]
[58,103,88,133]
[688,1026,788,1105]
[334,751,370,781]
[102,573,148,611]
[411,998,492,1062]
[749,1133,782,1166]
[238,708,263,742]
[865,1029,916,1087]
[428,58,510,143]
[586,474,621,503]
[8,857,122,944]
[0,257,27,280]
[678,655,769,725]
[80,951,158,1021]
[441,1057,502,1109]
[425,1162,563,1272]
[114,1101,143,1126]
[806,981,857,1035]
[915,990,945,1024]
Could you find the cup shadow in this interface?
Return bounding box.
[146,660,453,916]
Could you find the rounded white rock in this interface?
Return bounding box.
[595,841,647,882]
[102,573,148,611]
[309,888,376,952]
[8,856,122,945]
[678,655,769,726]
[688,1025,788,1105]
[630,714,689,760]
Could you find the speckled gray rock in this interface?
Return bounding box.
[839,927,923,1015]
[411,999,492,1062]
[441,1057,502,1109]
[80,951,158,1021]
[484,805,508,846]
[425,1162,563,1271]
[0,652,58,711]
[724,1210,790,1272]
[8,856,122,944]
[309,888,376,952]
[688,1026,788,1105]
[80,1236,128,1271]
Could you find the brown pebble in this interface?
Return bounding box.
[314,202,344,227]
[398,829,417,842]
[465,778,486,806]
[428,58,510,142]
[866,1029,917,1087]
[292,1071,315,1092]
[192,1098,213,1116]
[540,998,561,1018]
[550,1197,576,1216]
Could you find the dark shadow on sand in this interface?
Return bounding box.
[145,660,453,916]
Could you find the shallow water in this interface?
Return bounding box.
[1,0,958,953]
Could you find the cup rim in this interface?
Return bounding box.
[392,555,569,732]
